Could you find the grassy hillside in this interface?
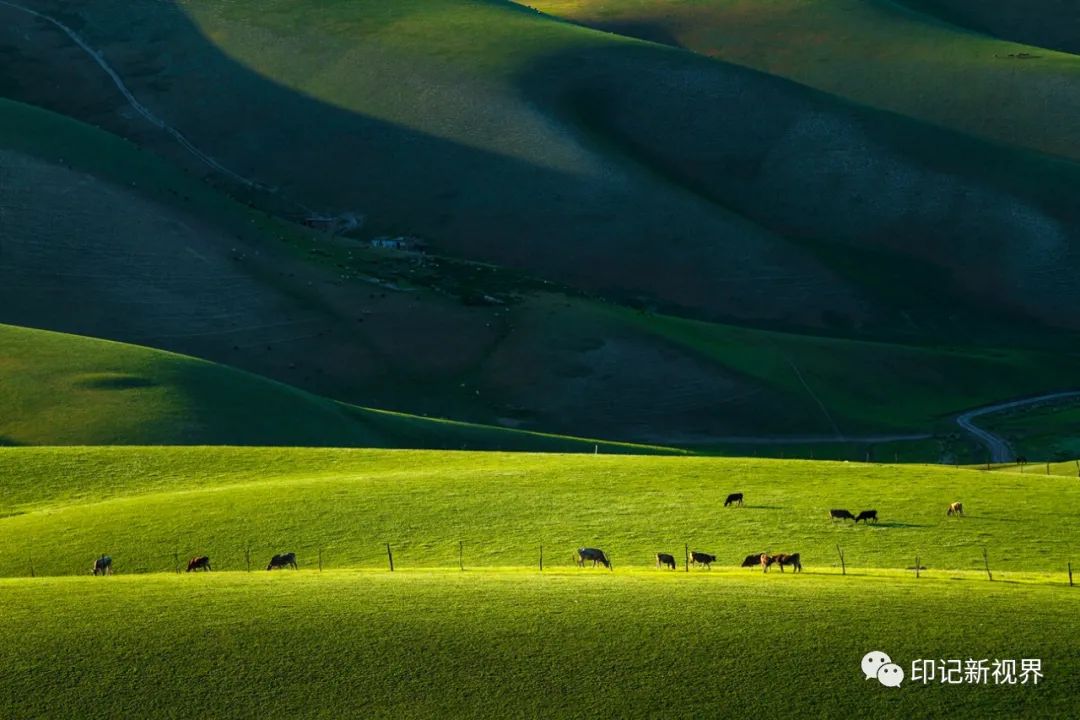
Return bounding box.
[3,446,1079,718]
[1,42,1078,454]
[899,0,1080,55]
[3,447,1078,576]
[1,571,1075,719]
[4,0,1080,341]
[0,324,674,453]
[532,0,1080,161]
[981,400,1080,462]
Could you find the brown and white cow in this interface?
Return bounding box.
[947,501,964,517]
[186,556,211,572]
[761,553,802,573]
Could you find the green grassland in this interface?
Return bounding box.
[4,447,1078,576]
[898,0,1080,55]
[981,400,1080,462]
[3,4,1080,455]
[531,0,1080,161]
[4,0,1080,342]
[2,446,1079,718]
[1,571,1076,719]
[0,323,674,454]
[3,96,1077,452]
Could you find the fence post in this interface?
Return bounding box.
[684,544,689,573]
[983,548,993,581]
[539,544,543,572]
[386,543,394,572]
[459,541,464,571]
[318,547,323,573]
[1069,562,1073,587]
[245,547,251,573]
[915,556,920,579]
[174,551,180,575]
[836,545,846,576]
[28,553,35,578]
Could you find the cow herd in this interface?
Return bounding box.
[90,498,969,576]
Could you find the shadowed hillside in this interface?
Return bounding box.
[2,0,1078,339]
[899,0,1080,55]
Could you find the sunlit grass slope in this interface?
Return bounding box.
[0,324,673,453]
[531,0,1080,161]
[16,0,1080,338]
[3,447,1077,577]
[0,572,1075,719]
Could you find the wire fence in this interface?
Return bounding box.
[11,539,1077,587]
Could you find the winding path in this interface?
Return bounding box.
[955,391,1080,462]
[0,0,271,192]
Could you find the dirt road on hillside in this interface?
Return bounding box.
[956,391,1080,462]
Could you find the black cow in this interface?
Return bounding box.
[186,556,211,572]
[830,509,855,522]
[854,510,878,524]
[576,547,612,570]
[690,551,716,569]
[656,553,676,570]
[741,553,765,568]
[724,492,744,507]
[91,555,113,576]
[267,552,298,571]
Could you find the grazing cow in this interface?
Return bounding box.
[761,553,803,573]
[186,556,211,572]
[774,553,803,573]
[91,555,113,576]
[266,552,298,571]
[830,509,855,522]
[656,553,676,570]
[690,551,716,569]
[741,553,765,568]
[724,492,744,507]
[854,510,878,524]
[947,501,964,517]
[576,547,612,570]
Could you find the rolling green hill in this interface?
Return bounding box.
[531,0,1080,160]
[3,0,1079,341]
[1,446,1078,718]
[1,11,1079,454]
[899,0,1080,55]
[4,447,1077,575]
[0,324,674,453]
[1,571,1074,719]
[5,312,1080,460]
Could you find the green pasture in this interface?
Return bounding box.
[531,0,1080,161]
[8,0,1078,345]
[0,324,673,454]
[3,447,1078,577]
[0,571,1076,719]
[981,402,1080,462]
